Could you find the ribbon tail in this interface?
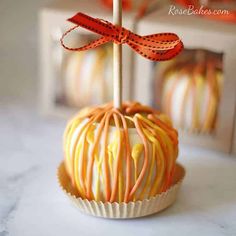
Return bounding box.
[128,41,183,61]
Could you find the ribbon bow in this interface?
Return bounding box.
[61,12,183,61]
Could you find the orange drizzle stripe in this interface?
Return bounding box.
[113,110,132,203]
[110,113,122,202]
[86,111,111,200]
[129,116,149,199]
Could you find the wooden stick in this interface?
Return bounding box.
[113,0,122,109]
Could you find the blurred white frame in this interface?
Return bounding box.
[134,6,236,153]
[39,0,136,118]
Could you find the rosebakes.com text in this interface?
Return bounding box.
[168,5,229,16]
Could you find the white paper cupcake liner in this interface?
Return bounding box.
[57,162,185,219]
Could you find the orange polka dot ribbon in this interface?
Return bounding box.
[175,0,236,23]
[61,12,183,62]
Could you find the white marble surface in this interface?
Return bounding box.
[0,104,236,236]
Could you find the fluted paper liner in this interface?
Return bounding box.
[57,162,185,219]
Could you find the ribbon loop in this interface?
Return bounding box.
[61,12,184,61]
